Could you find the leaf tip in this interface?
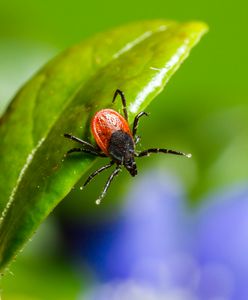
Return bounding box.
[187,21,209,35]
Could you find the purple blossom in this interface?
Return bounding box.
[65,171,248,300]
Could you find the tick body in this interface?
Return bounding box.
[91,109,132,155]
[64,89,191,205]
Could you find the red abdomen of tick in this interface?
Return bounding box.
[91,109,132,155]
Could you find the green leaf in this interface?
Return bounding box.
[0,20,208,272]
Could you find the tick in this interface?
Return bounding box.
[64,89,191,205]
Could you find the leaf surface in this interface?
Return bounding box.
[0,20,208,271]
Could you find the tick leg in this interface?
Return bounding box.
[136,148,192,158]
[66,147,106,157]
[112,89,128,121]
[81,161,114,189]
[96,165,122,205]
[132,111,149,140]
[64,133,97,150]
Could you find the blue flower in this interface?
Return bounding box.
[66,171,248,300]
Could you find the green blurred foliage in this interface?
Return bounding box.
[0,218,82,299]
[1,258,82,300]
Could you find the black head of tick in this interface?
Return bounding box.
[108,130,137,177]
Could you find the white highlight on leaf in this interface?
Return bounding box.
[0,137,45,224]
[150,67,162,71]
[130,44,188,114]
[113,25,169,60]
[113,31,152,59]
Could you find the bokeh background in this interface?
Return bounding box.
[0,0,247,299]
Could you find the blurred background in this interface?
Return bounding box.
[0,0,247,299]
